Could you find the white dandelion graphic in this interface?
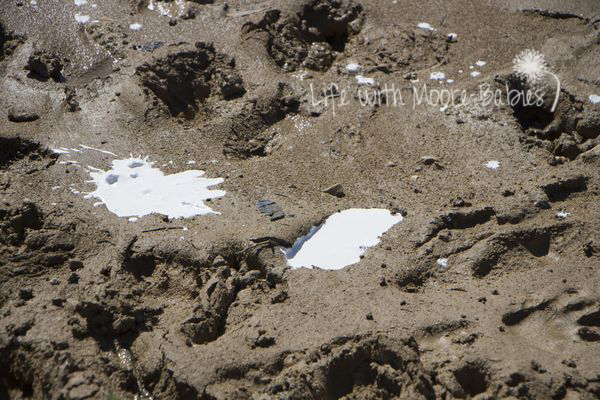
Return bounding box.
[512,49,561,112]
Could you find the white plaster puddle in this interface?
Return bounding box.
[83,157,225,219]
[285,208,403,270]
[590,95,600,104]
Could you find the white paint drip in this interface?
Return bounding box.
[129,23,143,31]
[437,258,449,268]
[84,157,225,219]
[484,160,500,170]
[51,148,71,154]
[285,209,403,270]
[430,72,445,81]
[417,22,435,31]
[355,75,375,86]
[470,71,481,77]
[79,145,118,156]
[147,0,186,17]
[346,63,361,73]
[556,211,570,219]
[74,14,90,23]
[475,60,486,67]
[74,0,87,5]
[590,95,600,104]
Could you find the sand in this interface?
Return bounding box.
[1,0,600,398]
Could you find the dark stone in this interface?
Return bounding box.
[322,183,345,198]
[26,51,65,81]
[256,199,285,221]
[18,287,33,300]
[8,106,40,122]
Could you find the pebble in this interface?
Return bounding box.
[447,33,458,42]
[8,106,40,123]
[256,199,285,221]
[69,260,84,271]
[18,288,33,300]
[420,155,437,165]
[322,183,345,198]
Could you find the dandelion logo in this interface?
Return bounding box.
[512,49,560,112]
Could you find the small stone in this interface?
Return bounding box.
[366,312,373,320]
[420,156,437,166]
[385,161,397,167]
[18,288,33,300]
[451,198,466,207]
[270,290,288,304]
[25,50,64,81]
[68,384,99,400]
[391,207,407,216]
[68,273,79,284]
[531,360,546,373]
[50,278,60,285]
[578,327,600,342]
[322,184,345,198]
[248,330,275,348]
[438,230,451,242]
[52,298,66,307]
[212,255,228,267]
[562,359,577,368]
[8,106,40,123]
[533,193,551,209]
[256,200,285,221]
[69,260,84,271]
[379,276,387,286]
